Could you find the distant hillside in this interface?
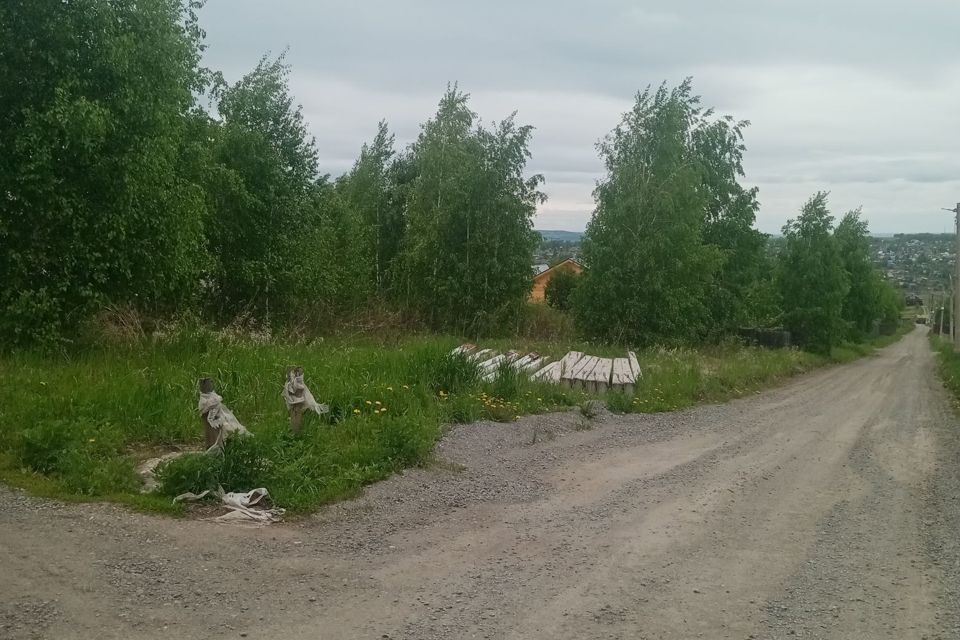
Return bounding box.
[537,229,583,242]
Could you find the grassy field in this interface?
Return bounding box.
[931,333,960,405]
[0,326,910,514]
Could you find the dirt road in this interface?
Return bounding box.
[3,327,960,639]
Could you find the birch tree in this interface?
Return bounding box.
[777,192,849,352]
[398,86,543,333]
[573,80,722,345]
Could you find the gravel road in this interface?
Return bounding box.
[3,327,959,639]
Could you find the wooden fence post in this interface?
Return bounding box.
[199,377,218,449]
[285,366,306,435]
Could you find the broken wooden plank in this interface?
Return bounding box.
[479,354,506,372]
[610,357,636,394]
[532,361,562,382]
[511,353,538,370]
[468,348,494,362]
[558,351,584,378]
[611,358,633,383]
[580,356,603,390]
[451,343,477,356]
[627,350,642,379]
[519,355,549,372]
[571,354,599,378]
[588,357,613,392]
[565,354,599,388]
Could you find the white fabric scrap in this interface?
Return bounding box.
[282,371,329,415]
[173,487,285,525]
[198,391,251,452]
[216,488,285,523]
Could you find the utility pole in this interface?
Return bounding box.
[939,288,946,336]
[947,204,960,351]
[949,275,957,340]
[954,204,960,351]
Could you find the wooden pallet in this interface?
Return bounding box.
[452,345,641,391]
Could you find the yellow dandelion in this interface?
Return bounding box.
[381,407,387,412]
[387,386,394,391]
[88,438,96,443]
[353,409,361,414]
[375,400,382,405]
[365,400,372,405]
[402,384,410,390]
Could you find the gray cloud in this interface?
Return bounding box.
[198,0,960,233]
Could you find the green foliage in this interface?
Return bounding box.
[694,105,774,334]
[336,121,402,292]
[15,419,138,495]
[0,324,907,512]
[156,435,270,497]
[0,0,208,346]
[834,208,902,340]
[424,352,481,394]
[776,192,849,353]
[544,269,579,311]
[488,359,524,400]
[604,391,634,414]
[203,53,321,314]
[512,303,577,342]
[573,79,724,345]
[932,334,960,404]
[292,182,374,313]
[397,86,544,334]
[155,452,221,497]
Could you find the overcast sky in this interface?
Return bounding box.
[198,0,960,234]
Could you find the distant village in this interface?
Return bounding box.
[870,234,954,296]
[535,230,955,301]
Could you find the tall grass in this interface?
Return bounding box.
[931,332,960,404]
[0,331,585,512]
[0,326,908,513]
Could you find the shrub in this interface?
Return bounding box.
[513,302,576,342]
[544,269,578,311]
[17,421,78,475]
[155,435,270,497]
[155,452,221,497]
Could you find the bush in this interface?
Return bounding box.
[155,435,271,497]
[17,421,78,475]
[155,452,221,497]
[513,303,576,342]
[544,269,578,311]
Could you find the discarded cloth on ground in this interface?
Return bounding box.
[174,487,285,524]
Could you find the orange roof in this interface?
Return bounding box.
[532,258,584,282]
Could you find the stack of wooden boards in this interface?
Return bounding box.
[452,345,641,393]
